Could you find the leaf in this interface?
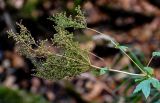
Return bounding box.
[144,67,154,75]
[150,78,160,89]
[152,52,160,57]
[133,78,160,99]
[91,69,100,76]
[119,46,128,52]
[100,67,108,75]
[133,79,151,99]
[142,82,151,99]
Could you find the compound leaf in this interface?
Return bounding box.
[133,78,160,99]
[133,79,151,99]
[150,78,160,89]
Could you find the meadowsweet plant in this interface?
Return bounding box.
[8,6,160,99]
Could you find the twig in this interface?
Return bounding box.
[147,56,153,67]
[87,27,147,75]
[91,65,145,77]
[87,51,105,61]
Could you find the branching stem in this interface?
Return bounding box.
[87,27,147,75]
[91,65,145,77]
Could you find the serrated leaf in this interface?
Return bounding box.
[143,82,150,99]
[133,79,151,99]
[100,67,108,75]
[150,78,160,89]
[152,52,160,57]
[144,67,154,75]
[119,46,128,52]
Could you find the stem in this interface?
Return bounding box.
[91,65,145,77]
[120,48,146,75]
[147,56,153,67]
[87,27,147,75]
[87,51,105,61]
[110,53,121,68]
[87,28,117,45]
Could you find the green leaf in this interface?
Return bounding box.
[100,67,108,75]
[144,67,154,75]
[150,78,160,89]
[133,78,160,99]
[119,46,128,52]
[152,52,160,57]
[91,69,100,76]
[133,79,151,99]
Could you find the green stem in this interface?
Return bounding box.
[87,27,147,75]
[120,48,146,75]
[91,65,145,77]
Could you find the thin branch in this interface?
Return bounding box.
[87,27,117,45]
[87,27,147,75]
[91,65,145,77]
[87,51,105,61]
[147,56,153,67]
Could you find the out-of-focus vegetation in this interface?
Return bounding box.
[0,86,48,103]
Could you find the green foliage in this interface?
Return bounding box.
[8,23,36,58]
[144,67,154,76]
[133,79,151,99]
[90,69,100,76]
[133,78,160,99]
[20,0,39,19]
[100,67,108,75]
[118,45,128,52]
[152,51,160,57]
[0,86,22,103]
[49,6,86,29]
[151,78,160,89]
[8,6,90,80]
[0,86,48,103]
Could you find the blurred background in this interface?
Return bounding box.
[0,0,160,103]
